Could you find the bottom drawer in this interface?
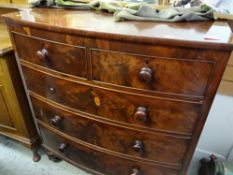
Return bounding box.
[40,126,179,175]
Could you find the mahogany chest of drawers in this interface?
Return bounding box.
[3,8,233,175]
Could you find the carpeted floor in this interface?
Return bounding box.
[0,136,91,175]
[0,135,198,175]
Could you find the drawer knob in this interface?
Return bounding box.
[59,143,68,152]
[36,48,48,61]
[134,106,148,122]
[139,67,153,83]
[130,167,142,175]
[49,87,56,93]
[133,140,144,153]
[50,115,62,126]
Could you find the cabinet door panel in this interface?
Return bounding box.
[0,85,15,130]
[0,0,10,3]
[11,0,27,4]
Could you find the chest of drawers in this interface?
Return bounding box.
[3,8,233,175]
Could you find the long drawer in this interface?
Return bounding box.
[40,125,180,175]
[22,65,201,135]
[32,95,190,165]
[91,49,214,97]
[13,33,87,78]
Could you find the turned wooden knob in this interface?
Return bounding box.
[50,115,62,126]
[130,167,142,175]
[139,67,153,83]
[59,143,68,152]
[134,106,148,122]
[133,140,144,153]
[36,48,48,61]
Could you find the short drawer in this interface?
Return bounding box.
[32,96,189,164]
[23,66,201,135]
[91,49,213,97]
[40,126,180,175]
[13,33,87,78]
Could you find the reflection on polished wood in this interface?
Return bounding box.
[3,8,233,49]
[3,8,233,175]
[0,17,40,161]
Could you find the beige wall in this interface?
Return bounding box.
[158,0,170,5]
[218,53,233,96]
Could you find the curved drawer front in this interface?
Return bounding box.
[22,66,201,135]
[40,126,180,175]
[32,96,189,164]
[13,33,87,78]
[91,49,213,97]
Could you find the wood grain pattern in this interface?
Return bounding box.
[32,95,190,165]
[0,10,40,152]
[0,84,15,129]
[13,33,87,79]
[40,125,180,175]
[0,50,40,160]
[10,26,230,62]
[3,8,233,175]
[3,9,233,50]
[23,65,201,135]
[10,25,230,101]
[91,49,213,97]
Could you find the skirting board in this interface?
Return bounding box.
[195,148,226,161]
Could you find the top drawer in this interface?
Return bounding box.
[91,49,214,97]
[12,33,87,78]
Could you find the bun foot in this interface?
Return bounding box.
[32,148,41,162]
[46,151,62,162]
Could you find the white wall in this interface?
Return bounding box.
[195,94,233,161]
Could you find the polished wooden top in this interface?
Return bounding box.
[0,23,12,56]
[2,8,233,50]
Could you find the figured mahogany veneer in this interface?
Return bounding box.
[40,126,180,175]
[3,8,233,175]
[31,95,190,165]
[13,33,87,78]
[91,49,213,97]
[23,65,201,135]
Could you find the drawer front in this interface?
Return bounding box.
[91,49,213,97]
[23,66,201,135]
[13,33,87,78]
[40,126,179,175]
[32,96,189,164]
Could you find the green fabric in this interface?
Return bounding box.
[54,0,214,22]
[114,5,214,22]
[55,0,142,11]
[225,162,233,175]
[214,159,233,175]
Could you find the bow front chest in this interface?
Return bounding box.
[3,8,233,175]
